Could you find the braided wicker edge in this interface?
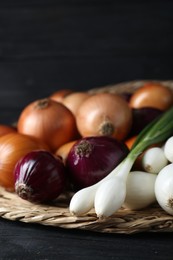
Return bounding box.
[0,187,173,234]
[1,79,173,234]
[88,79,173,94]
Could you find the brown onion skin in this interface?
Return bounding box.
[49,89,73,103]
[14,150,67,203]
[0,133,49,191]
[76,93,132,141]
[62,92,91,115]
[66,136,129,190]
[55,140,77,164]
[17,98,78,152]
[0,124,17,137]
[129,83,173,111]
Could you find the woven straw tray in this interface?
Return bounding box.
[1,80,173,234]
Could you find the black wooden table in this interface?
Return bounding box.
[0,1,173,259]
[1,218,173,260]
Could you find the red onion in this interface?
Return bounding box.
[130,107,163,136]
[66,136,129,190]
[14,150,67,203]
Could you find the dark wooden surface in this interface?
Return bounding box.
[0,1,173,259]
[1,218,173,260]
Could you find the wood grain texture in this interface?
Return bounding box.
[0,217,173,260]
[0,0,172,124]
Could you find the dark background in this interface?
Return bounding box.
[0,0,173,259]
[1,0,173,124]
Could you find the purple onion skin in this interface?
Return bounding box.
[14,150,67,203]
[120,92,132,102]
[129,107,163,136]
[66,136,129,190]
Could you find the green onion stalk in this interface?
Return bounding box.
[69,106,173,218]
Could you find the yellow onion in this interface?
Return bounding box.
[76,93,132,141]
[17,98,78,152]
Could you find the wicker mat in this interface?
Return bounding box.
[1,80,173,234]
[0,187,173,234]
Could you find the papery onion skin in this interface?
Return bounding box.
[76,93,132,141]
[17,98,78,152]
[129,83,173,111]
[0,133,48,191]
[66,136,129,189]
[49,89,73,103]
[0,124,17,137]
[14,150,67,203]
[55,140,77,164]
[62,92,91,115]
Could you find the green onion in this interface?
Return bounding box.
[125,106,173,171]
[69,106,173,218]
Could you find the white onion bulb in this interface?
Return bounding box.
[94,176,126,218]
[69,185,96,216]
[163,136,173,163]
[123,171,157,210]
[155,163,173,215]
[142,147,168,174]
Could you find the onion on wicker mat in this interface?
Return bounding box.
[1,80,173,234]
